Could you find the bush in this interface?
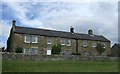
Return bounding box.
[96,43,106,55]
[52,44,61,54]
[15,46,23,53]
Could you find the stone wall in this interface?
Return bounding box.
[12,33,77,54]
[11,33,111,55]
[2,52,118,61]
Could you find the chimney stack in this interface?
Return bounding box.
[12,20,16,27]
[70,26,74,34]
[88,29,93,35]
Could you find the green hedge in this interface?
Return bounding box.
[15,46,23,53]
[52,44,61,54]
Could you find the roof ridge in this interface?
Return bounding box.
[15,25,89,35]
[14,25,110,42]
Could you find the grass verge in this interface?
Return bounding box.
[2,60,118,72]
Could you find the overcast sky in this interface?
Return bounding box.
[0,0,118,48]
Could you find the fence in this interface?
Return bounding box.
[2,52,118,61]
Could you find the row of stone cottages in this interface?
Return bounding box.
[6,20,111,56]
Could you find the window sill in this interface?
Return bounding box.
[24,42,30,43]
[103,47,105,48]
[61,44,65,45]
[92,46,96,48]
[31,42,38,43]
[24,42,38,44]
[66,44,71,46]
[82,45,88,47]
[47,43,52,44]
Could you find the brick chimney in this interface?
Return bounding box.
[12,20,16,27]
[88,29,93,35]
[70,26,74,34]
[12,20,16,31]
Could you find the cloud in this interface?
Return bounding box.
[2,2,43,28]
[1,20,12,36]
[0,20,11,47]
[1,2,118,47]
[1,0,119,2]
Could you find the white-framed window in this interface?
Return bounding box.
[60,38,71,46]
[24,48,30,55]
[92,42,97,47]
[31,47,38,55]
[47,50,51,55]
[24,35,38,43]
[66,39,71,46]
[24,47,38,55]
[60,38,66,45]
[83,41,88,47]
[32,36,38,43]
[24,36,30,43]
[83,51,88,56]
[47,37,52,44]
[92,51,97,56]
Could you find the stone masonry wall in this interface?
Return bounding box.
[12,33,110,55]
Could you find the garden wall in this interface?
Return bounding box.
[2,52,118,61]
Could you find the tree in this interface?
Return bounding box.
[15,46,23,53]
[52,44,61,54]
[96,43,106,55]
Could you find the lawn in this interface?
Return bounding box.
[2,60,118,72]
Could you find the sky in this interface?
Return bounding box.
[0,0,118,48]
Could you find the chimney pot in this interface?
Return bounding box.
[70,26,74,34]
[88,29,93,35]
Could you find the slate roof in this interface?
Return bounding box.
[111,43,120,49]
[111,43,120,57]
[14,26,110,42]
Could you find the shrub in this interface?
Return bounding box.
[96,43,106,55]
[15,46,23,53]
[52,44,61,54]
